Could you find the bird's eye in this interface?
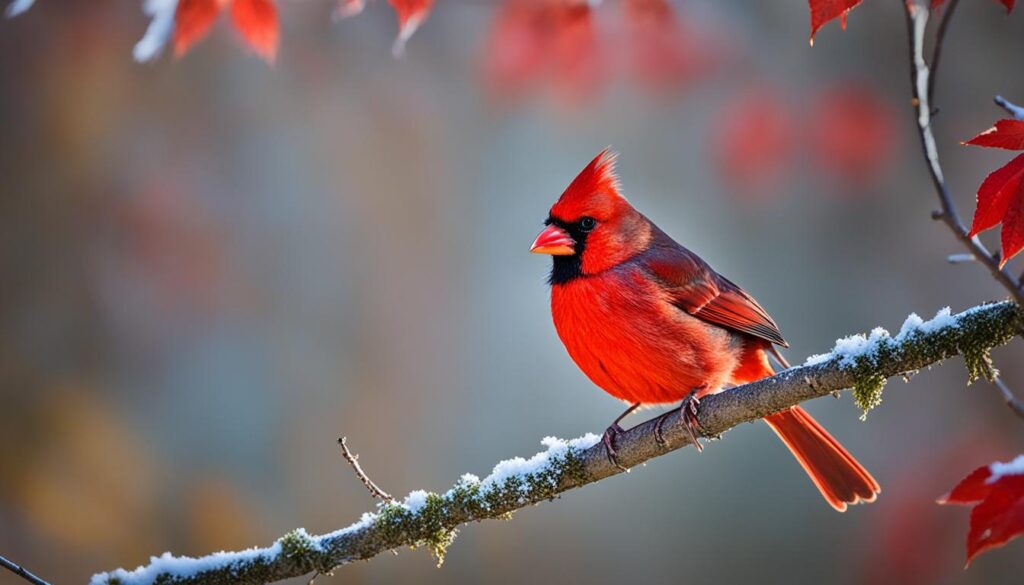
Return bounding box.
[579,217,597,232]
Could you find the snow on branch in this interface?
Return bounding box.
[87,300,1023,585]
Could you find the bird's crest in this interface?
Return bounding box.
[551,148,627,221]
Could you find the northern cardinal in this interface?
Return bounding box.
[530,150,879,511]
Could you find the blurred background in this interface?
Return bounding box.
[1,1,1023,583]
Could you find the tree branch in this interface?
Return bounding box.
[995,95,1024,121]
[927,0,961,103]
[90,301,1023,585]
[338,437,395,503]
[993,376,1024,421]
[902,0,1024,305]
[0,554,52,585]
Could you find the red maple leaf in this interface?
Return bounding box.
[938,456,1024,565]
[807,0,863,44]
[965,119,1024,150]
[964,119,1024,267]
[174,0,279,63]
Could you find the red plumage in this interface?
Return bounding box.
[532,150,879,511]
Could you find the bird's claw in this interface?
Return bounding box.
[680,393,704,452]
[656,391,704,452]
[602,424,629,472]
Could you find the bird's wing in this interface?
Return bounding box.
[643,244,788,347]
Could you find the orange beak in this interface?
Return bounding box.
[530,224,576,256]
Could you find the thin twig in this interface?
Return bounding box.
[946,253,977,264]
[993,377,1024,421]
[0,555,52,585]
[338,437,395,503]
[995,95,1024,120]
[902,0,1024,304]
[927,0,961,103]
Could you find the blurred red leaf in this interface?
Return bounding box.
[808,0,863,44]
[939,457,1024,565]
[388,0,434,57]
[551,1,601,98]
[808,84,896,186]
[713,89,795,196]
[230,0,279,63]
[174,0,279,63]
[965,119,1024,150]
[482,0,603,102]
[173,0,220,58]
[621,0,715,91]
[482,0,547,96]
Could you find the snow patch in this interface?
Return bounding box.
[479,433,600,491]
[402,489,431,513]
[988,454,1024,483]
[90,543,283,585]
[134,0,178,62]
[5,0,35,17]
[804,307,960,367]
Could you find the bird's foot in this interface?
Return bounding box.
[655,391,705,452]
[602,423,629,472]
[679,392,704,452]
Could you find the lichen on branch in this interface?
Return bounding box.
[92,301,1022,585]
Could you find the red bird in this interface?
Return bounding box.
[530,150,879,512]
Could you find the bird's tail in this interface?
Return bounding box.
[739,344,880,512]
[764,407,880,512]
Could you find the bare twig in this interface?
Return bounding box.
[946,253,976,264]
[90,301,1024,585]
[993,377,1024,420]
[339,437,395,503]
[995,95,1024,120]
[927,0,961,104]
[902,0,1024,304]
[0,555,51,585]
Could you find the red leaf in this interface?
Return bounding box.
[965,119,1024,150]
[712,89,796,197]
[550,1,602,99]
[808,0,863,44]
[938,465,995,505]
[808,84,897,186]
[940,456,1024,565]
[173,0,221,58]
[388,0,434,57]
[230,0,279,63]
[481,0,548,97]
[622,0,714,91]
[966,477,1024,564]
[481,0,603,103]
[968,153,1024,266]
